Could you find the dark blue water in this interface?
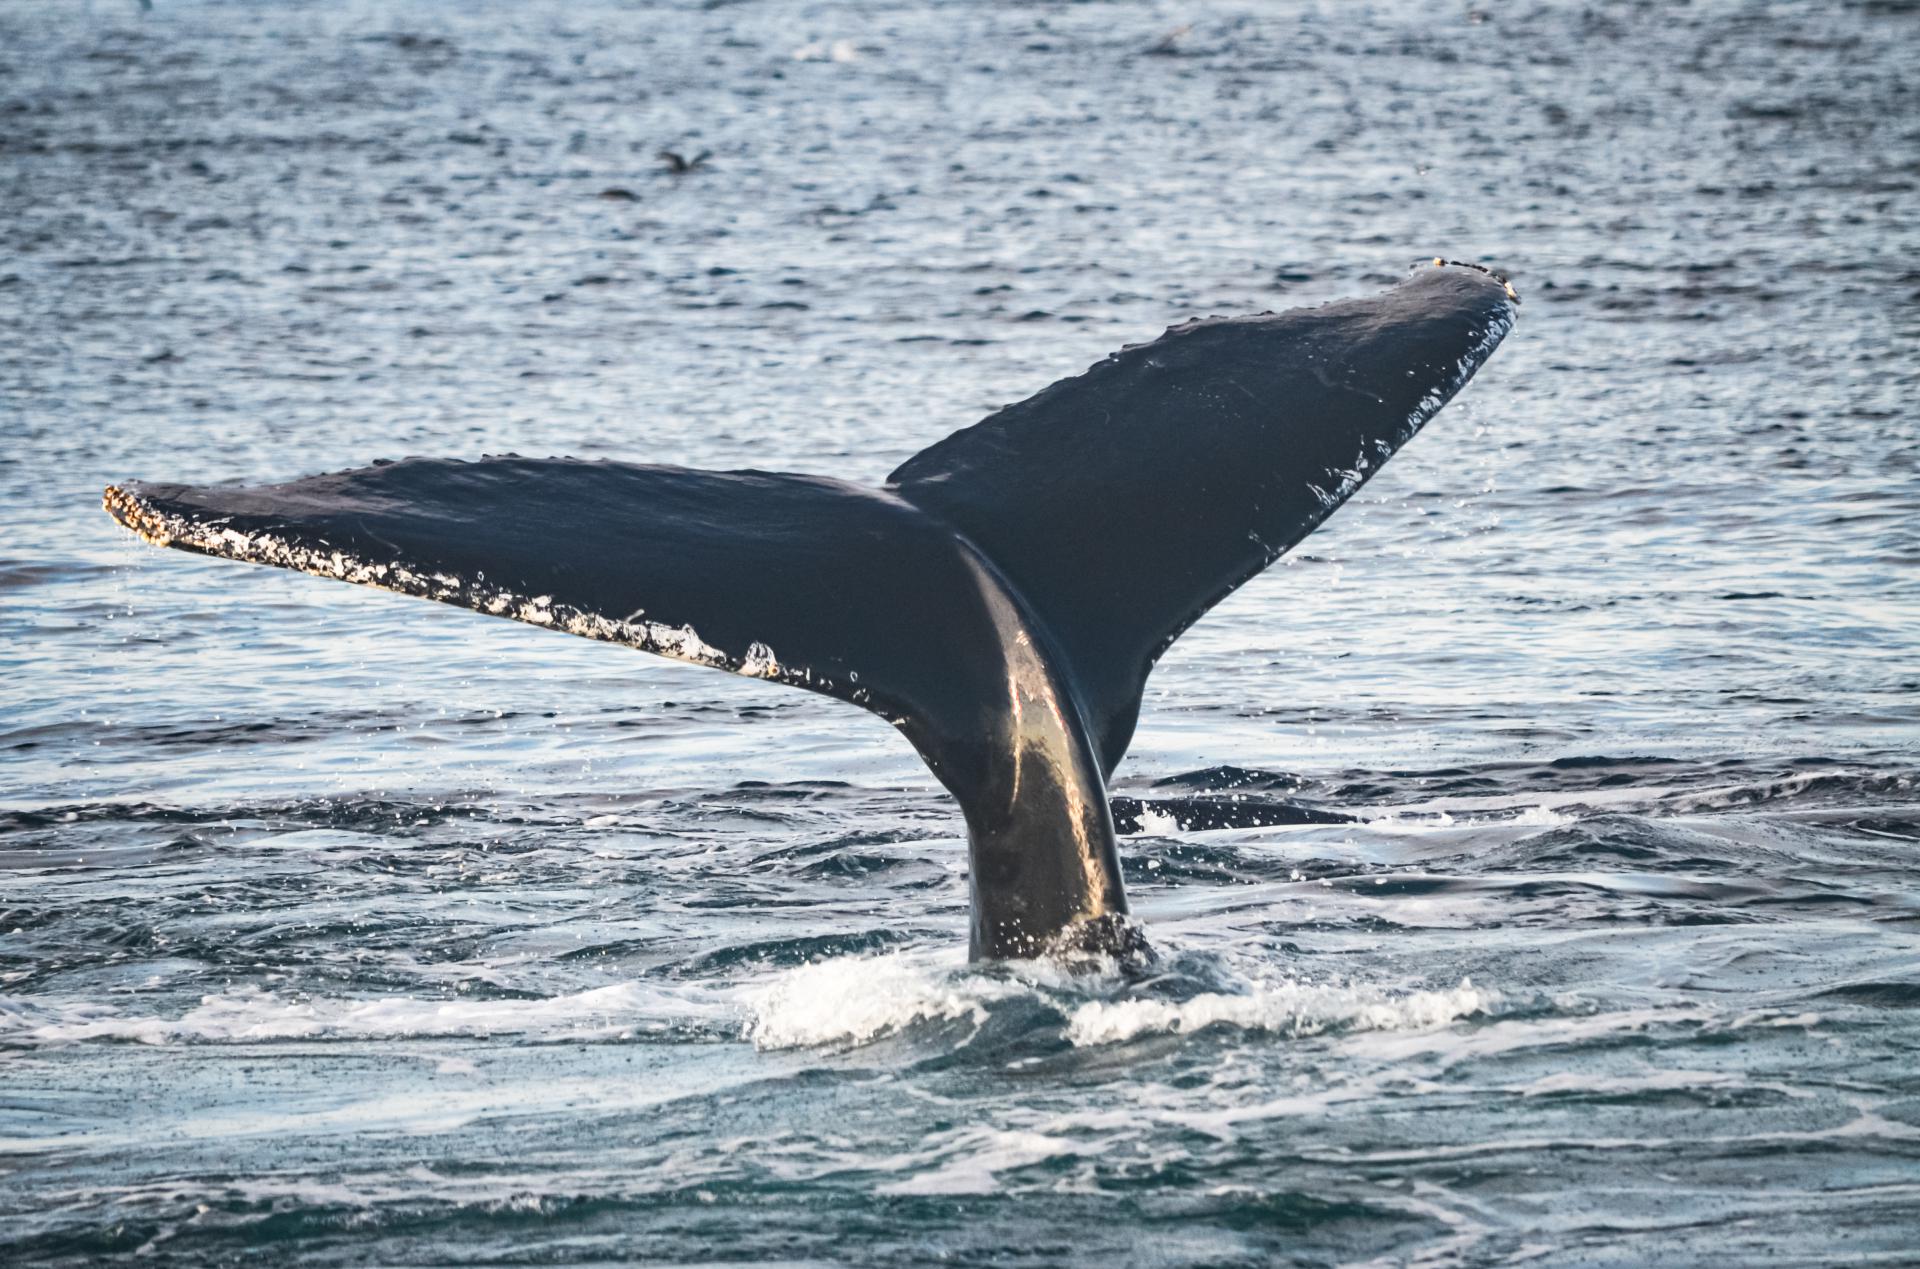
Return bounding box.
[3,1,1918,1263]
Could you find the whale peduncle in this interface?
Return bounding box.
[944,541,1129,960]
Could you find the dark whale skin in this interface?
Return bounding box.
[105,261,1517,961]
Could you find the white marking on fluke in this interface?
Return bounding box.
[102,486,743,675]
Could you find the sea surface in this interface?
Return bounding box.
[3,1,1918,1264]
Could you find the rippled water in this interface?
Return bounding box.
[4,0,1918,1263]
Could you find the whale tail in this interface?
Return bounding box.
[104,261,1518,959]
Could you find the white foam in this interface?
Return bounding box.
[1361,804,1571,832]
[1514,1069,1745,1098]
[1066,977,1496,1047]
[792,38,859,63]
[743,950,1021,1050]
[3,957,1498,1057]
[1363,809,1459,831]
[874,1128,1089,1196]
[1134,807,1182,835]
[0,980,730,1047]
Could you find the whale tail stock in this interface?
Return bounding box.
[103,262,1518,960]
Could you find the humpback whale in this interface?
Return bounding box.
[103,261,1518,961]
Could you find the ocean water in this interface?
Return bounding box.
[3,0,1918,1263]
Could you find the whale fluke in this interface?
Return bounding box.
[104,261,1517,960]
[890,263,1519,774]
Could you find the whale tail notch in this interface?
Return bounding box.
[103,261,1517,959]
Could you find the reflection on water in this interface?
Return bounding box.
[2,0,1917,1263]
